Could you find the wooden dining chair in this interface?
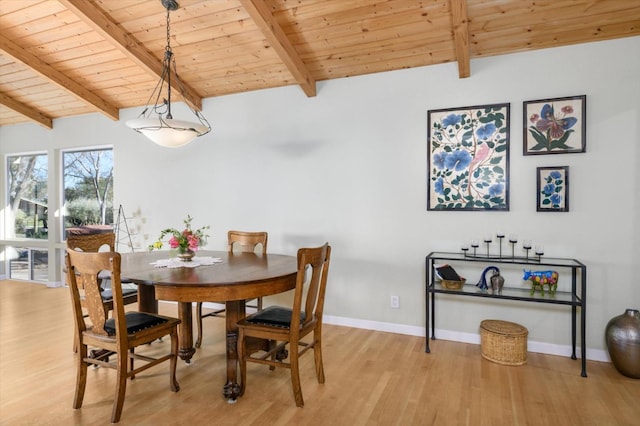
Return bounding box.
[237,243,331,407]
[66,232,138,311]
[66,249,180,424]
[66,232,138,352]
[195,230,268,348]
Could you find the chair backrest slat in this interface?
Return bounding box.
[67,232,115,252]
[228,231,268,254]
[292,244,331,330]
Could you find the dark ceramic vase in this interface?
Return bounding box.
[605,308,640,379]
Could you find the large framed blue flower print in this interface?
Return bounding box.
[427,103,510,211]
[523,95,586,155]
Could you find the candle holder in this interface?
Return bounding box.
[496,233,505,258]
[471,240,479,257]
[509,234,518,260]
[523,240,532,261]
[483,237,492,257]
[461,233,545,262]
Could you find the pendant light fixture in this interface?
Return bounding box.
[126,0,211,148]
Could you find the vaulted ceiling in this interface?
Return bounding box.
[1,0,639,129]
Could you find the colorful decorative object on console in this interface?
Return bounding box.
[523,270,558,296]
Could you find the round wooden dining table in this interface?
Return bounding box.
[119,250,298,401]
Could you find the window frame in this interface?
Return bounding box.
[60,145,114,241]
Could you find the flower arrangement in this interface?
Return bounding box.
[149,215,210,254]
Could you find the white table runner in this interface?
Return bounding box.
[150,256,224,269]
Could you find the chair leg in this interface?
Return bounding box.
[129,348,135,379]
[73,343,88,409]
[257,296,263,310]
[73,327,78,353]
[169,329,180,392]
[289,344,304,407]
[313,336,325,384]
[238,328,247,396]
[268,339,278,371]
[111,349,128,423]
[195,302,204,348]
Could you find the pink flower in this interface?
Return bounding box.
[188,235,200,251]
[169,236,180,248]
[561,105,574,114]
[530,113,539,123]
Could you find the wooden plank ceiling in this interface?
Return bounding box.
[0,0,639,129]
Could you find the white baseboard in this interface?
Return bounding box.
[158,302,612,363]
[322,314,611,363]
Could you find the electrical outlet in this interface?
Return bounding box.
[390,295,400,309]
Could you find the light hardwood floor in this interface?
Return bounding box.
[1,280,638,425]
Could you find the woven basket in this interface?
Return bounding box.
[480,319,528,366]
[440,278,466,290]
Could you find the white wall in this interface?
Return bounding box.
[2,36,639,361]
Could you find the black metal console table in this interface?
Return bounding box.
[425,251,587,377]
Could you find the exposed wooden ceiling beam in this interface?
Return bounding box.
[450,0,471,78]
[0,34,119,121]
[239,0,317,97]
[59,0,203,111]
[0,92,53,129]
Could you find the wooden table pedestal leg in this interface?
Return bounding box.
[178,301,196,363]
[222,300,245,401]
[137,284,158,314]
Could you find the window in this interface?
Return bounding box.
[6,154,49,282]
[9,247,48,282]
[62,148,114,236]
[6,153,48,239]
[4,148,113,283]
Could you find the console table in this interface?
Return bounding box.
[425,251,587,377]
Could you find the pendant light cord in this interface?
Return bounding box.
[164,6,173,119]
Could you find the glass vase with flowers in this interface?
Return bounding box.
[149,215,210,261]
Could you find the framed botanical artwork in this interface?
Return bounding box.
[523,95,586,155]
[427,103,510,211]
[537,166,569,212]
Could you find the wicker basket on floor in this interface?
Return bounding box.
[480,319,528,366]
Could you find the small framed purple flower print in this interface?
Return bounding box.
[537,166,569,212]
[524,95,586,155]
[427,103,510,211]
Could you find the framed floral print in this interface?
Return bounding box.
[537,166,569,212]
[524,95,586,155]
[427,103,510,211]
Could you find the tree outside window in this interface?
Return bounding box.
[7,154,48,239]
[63,149,114,233]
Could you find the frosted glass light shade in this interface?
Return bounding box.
[126,118,209,148]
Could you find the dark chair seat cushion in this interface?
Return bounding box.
[101,286,138,302]
[104,312,168,336]
[246,306,306,328]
